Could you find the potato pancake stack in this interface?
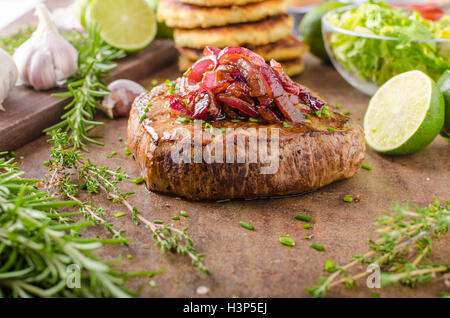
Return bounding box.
[157,0,308,76]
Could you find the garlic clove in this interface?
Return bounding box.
[100,79,147,119]
[13,4,78,91]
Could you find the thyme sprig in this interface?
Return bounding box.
[0,152,145,298]
[43,25,126,150]
[307,199,450,297]
[45,130,210,275]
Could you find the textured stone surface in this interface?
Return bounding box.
[13,55,450,298]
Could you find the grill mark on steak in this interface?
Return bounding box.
[127,85,366,200]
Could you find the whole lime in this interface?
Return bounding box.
[299,1,347,62]
[437,70,450,139]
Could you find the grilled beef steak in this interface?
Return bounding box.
[127,46,365,200]
[127,87,365,200]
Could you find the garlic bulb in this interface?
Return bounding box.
[0,47,18,111]
[13,4,78,90]
[100,80,147,118]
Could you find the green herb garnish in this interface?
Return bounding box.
[361,163,372,170]
[311,242,325,252]
[282,122,292,128]
[240,222,255,231]
[107,151,118,158]
[133,177,144,184]
[343,195,353,203]
[279,235,295,247]
[295,214,312,222]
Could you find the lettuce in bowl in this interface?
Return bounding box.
[324,1,450,88]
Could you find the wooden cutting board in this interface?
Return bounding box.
[0,40,178,151]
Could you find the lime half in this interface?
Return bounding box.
[90,0,156,51]
[364,70,445,155]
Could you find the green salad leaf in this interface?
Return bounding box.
[326,1,450,85]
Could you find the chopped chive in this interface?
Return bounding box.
[118,137,123,142]
[151,79,158,86]
[371,293,380,298]
[180,211,188,217]
[139,114,147,121]
[153,220,163,224]
[231,295,239,298]
[164,79,172,87]
[219,127,226,134]
[127,254,133,259]
[147,102,152,107]
[343,194,353,203]
[144,106,149,113]
[240,222,255,231]
[282,122,292,128]
[124,148,132,157]
[294,214,312,222]
[361,163,372,170]
[133,177,144,184]
[343,110,350,115]
[327,127,335,131]
[334,103,342,109]
[114,212,125,218]
[305,113,311,120]
[176,116,190,124]
[311,242,325,251]
[303,223,311,229]
[230,119,240,123]
[171,216,180,221]
[401,163,408,167]
[279,235,295,247]
[249,117,260,122]
[107,151,117,158]
[149,280,156,288]
[304,235,313,240]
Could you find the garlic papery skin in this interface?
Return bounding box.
[0,47,18,111]
[13,4,78,90]
[101,80,147,118]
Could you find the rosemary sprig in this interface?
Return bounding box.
[307,199,450,297]
[45,130,210,275]
[43,25,126,150]
[0,152,147,298]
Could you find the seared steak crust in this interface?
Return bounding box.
[127,86,365,200]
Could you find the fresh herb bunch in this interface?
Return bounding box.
[0,152,146,297]
[45,130,210,275]
[307,199,450,297]
[43,25,126,150]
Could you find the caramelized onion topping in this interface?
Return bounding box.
[167,46,325,123]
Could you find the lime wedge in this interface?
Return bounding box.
[364,70,445,155]
[89,0,156,51]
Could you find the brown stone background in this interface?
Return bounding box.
[13,57,450,298]
[3,0,450,298]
